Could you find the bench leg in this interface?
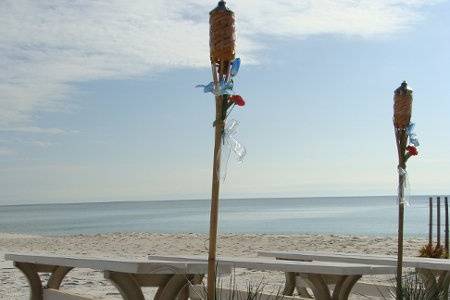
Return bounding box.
[283,272,296,295]
[47,266,73,289]
[105,271,146,300]
[331,275,361,300]
[300,274,331,300]
[155,274,193,300]
[283,272,312,298]
[14,262,43,300]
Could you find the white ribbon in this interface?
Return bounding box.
[220,119,246,181]
[397,167,410,206]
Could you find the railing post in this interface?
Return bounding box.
[437,196,441,247]
[445,196,449,255]
[429,197,433,246]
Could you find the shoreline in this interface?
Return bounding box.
[0,231,430,239]
[0,232,427,299]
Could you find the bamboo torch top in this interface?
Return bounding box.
[209,1,236,64]
[393,81,413,129]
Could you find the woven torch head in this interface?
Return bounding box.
[393,81,413,129]
[210,1,235,65]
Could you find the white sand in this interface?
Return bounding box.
[0,232,426,299]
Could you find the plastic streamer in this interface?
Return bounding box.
[397,167,410,206]
[220,119,246,181]
[196,79,234,96]
[406,123,420,147]
[196,57,246,181]
[230,58,240,77]
[196,57,241,96]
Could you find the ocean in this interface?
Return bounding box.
[0,196,442,237]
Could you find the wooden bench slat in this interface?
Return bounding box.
[148,255,396,275]
[258,251,450,271]
[5,253,231,274]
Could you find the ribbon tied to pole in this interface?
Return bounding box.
[196,80,234,95]
[220,119,246,181]
[406,123,419,147]
[397,167,410,206]
[196,58,241,95]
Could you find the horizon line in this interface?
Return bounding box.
[1,194,448,208]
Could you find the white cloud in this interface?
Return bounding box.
[0,0,443,129]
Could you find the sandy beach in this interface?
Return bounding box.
[0,232,427,299]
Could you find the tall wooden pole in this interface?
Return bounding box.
[207,82,224,299]
[207,2,236,299]
[429,197,433,246]
[393,81,413,300]
[437,196,441,246]
[395,129,407,300]
[445,196,449,255]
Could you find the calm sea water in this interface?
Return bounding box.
[0,196,440,236]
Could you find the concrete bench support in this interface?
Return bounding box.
[299,274,361,300]
[14,262,44,300]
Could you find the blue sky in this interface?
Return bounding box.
[0,0,449,205]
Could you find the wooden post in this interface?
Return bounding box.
[207,3,236,298]
[396,173,405,300]
[393,81,413,300]
[428,197,433,245]
[395,129,408,300]
[437,196,441,247]
[429,197,433,246]
[445,196,449,255]
[207,63,225,300]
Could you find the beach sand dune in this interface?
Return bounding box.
[0,233,426,299]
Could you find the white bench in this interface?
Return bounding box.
[148,255,396,300]
[5,253,231,300]
[258,251,450,299]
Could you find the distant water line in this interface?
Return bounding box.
[0,196,433,236]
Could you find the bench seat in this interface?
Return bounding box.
[258,250,450,299]
[148,254,396,300]
[5,253,231,300]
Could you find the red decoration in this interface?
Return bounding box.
[230,95,245,106]
[406,145,418,156]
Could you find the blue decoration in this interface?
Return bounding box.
[195,82,215,94]
[195,79,234,95]
[406,123,420,147]
[219,79,234,95]
[230,58,241,77]
[196,58,241,96]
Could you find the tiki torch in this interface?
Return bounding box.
[207,1,236,299]
[393,81,414,299]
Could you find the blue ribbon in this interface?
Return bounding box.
[195,79,234,95]
[230,58,240,77]
[196,58,241,95]
[195,82,215,94]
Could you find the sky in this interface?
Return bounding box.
[0,0,450,205]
